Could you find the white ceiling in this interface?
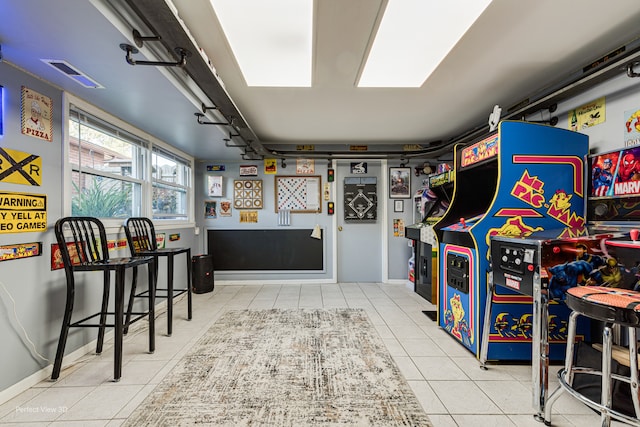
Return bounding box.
[2,0,640,162]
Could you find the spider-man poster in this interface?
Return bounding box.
[591,146,640,197]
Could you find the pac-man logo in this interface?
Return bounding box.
[0,147,42,186]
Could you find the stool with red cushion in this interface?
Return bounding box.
[544,285,640,426]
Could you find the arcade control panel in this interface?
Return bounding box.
[491,241,538,296]
[446,253,470,293]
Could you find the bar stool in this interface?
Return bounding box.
[52,217,155,382]
[124,217,192,336]
[543,285,640,426]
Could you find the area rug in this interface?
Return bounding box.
[124,308,432,426]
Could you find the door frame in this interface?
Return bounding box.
[331,159,389,283]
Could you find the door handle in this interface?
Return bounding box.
[338,226,343,232]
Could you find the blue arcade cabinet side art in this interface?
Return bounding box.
[433,121,589,359]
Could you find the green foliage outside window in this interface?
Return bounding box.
[72,179,132,218]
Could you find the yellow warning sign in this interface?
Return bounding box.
[0,147,42,186]
[0,191,47,233]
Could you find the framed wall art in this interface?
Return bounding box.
[275,175,321,213]
[21,86,53,142]
[389,167,411,199]
[233,179,263,209]
[207,175,223,197]
[204,200,217,219]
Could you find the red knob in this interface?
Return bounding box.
[631,229,640,242]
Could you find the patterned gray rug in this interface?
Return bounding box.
[124,309,432,426]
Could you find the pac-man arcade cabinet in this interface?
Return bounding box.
[434,121,588,358]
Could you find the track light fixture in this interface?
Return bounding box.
[194,112,228,126]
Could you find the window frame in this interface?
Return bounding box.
[63,93,195,232]
[151,146,192,221]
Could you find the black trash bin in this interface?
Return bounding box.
[192,254,214,294]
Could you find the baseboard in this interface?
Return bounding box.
[0,337,101,406]
[0,297,174,406]
[216,279,337,285]
[216,280,412,286]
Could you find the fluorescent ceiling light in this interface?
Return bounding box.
[210,0,312,87]
[358,0,492,88]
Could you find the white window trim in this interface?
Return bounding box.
[62,92,195,232]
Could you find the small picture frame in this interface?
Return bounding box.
[207,175,223,197]
[389,167,411,199]
[204,200,217,219]
[394,200,404,212]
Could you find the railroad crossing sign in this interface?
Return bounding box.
[0,147,42,186]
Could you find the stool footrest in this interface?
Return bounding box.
[132,288,189,299]
[69,311,149,328]
[557,369,640,426]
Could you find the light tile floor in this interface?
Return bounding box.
[0,283,626,426]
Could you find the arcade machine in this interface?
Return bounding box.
[434,120,589,359]
[482,146,639,419]
[405,166,453,303]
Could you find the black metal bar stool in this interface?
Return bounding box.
[124,217,192,336]
[544,285,640,426]
[52,217,155,382]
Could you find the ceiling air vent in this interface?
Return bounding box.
[41,59,104,89]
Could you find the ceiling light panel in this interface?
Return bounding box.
[210,0,313,87]
[358,0,492,88]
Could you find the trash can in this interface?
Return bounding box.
[192,254,214,294]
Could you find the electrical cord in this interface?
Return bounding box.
[0,281,185,373]
[0,280,50,363]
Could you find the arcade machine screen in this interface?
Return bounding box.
[452,160,497,223]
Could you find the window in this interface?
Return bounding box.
[152,147,191,220]
[67,102,193,223]
[69,107,145,219]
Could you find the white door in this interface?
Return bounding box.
[336,160,383,282]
